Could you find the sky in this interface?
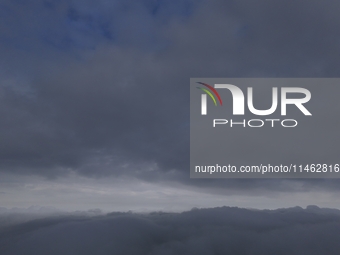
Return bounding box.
[2,0,340,254]
[1,0,340,213]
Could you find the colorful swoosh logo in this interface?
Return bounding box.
[196,82,223,106]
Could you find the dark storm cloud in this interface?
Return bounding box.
[1,0,340,191]
[1,206,340,255]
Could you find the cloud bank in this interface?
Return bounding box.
[1,206,340,255]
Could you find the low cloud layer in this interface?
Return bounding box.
[1,206,340,255]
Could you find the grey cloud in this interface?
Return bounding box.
[1,0,340,193]
[1,206,340,255]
